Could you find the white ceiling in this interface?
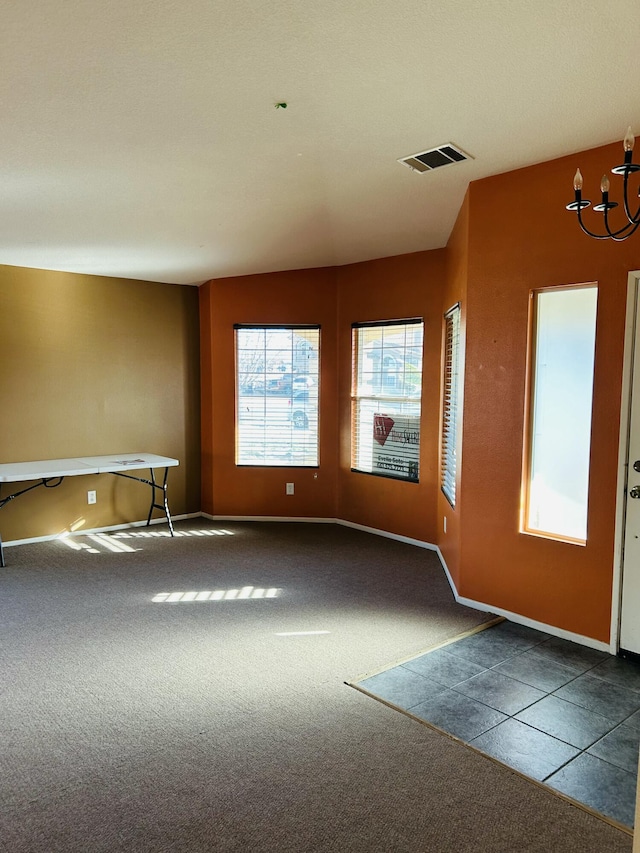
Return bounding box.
[2,1,640,285]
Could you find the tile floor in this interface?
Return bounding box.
[356,621,640,829]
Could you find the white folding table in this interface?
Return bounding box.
[0,453,179,566]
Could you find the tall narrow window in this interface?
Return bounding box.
[441,303,461,507]
[524,286,597,543]
[351,319,423,481]
[235,325,320,467]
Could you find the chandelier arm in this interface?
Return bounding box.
[602,206,628,240]
[603,206,616,238]
[569,131,640,241]
[613,220,640,241]
[602,206,640,241]
[576,206,620,240]
[621,169,640,224]
[576,206,639,241]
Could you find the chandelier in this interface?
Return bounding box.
[567,127,640,241]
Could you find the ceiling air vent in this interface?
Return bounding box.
[399,143,471,173]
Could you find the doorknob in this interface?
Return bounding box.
[631,486,640,499]
[634,461,640,472]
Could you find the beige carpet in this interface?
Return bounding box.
[0,520,632,852]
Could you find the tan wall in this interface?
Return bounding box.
[0,265,201,543]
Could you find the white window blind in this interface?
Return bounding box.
[235,326,320,467]
[351,319,423,481]
[441,304,461,506]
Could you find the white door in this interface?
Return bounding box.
[620,276,640,654]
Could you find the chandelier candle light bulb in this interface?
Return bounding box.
[624,126,635,152]
[566,127,640,240]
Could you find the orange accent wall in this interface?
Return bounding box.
[199,138,640,644]
[200,252,447,538]
[336,251,445,544]
[437,191,470,590]
[200,282,215,515]
[455,141,640,642]
[199,268,338,518]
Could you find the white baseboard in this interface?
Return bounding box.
[6,510,614,654]
[336,519,439,551]
[2,512,200,550]
[433,544,611,654]
[206,514,610,652]
[455,592,612,654]
[204,513,337,524]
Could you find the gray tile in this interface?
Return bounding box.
[492,649,577,692]
[529,637,608,673]
[470,718,580,781]
[546,752,637,828]
[554,673,640,723]
[359,667,447,710]
[588,723,640,774]
[589,655,640,693]
[623,707,640,731]
[457,626,526,652]
[411,689,507,741]
[489,620,550,648]
[401,649,486,686]
[444,632,525,668]
[515,695,617,749]
[452,669,546,715]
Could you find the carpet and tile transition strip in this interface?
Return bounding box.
[0,520,634,852]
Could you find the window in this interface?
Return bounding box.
[441,304,461,507]
[351,319,424,481]
[523,285,597,543]
[235,325,320,467]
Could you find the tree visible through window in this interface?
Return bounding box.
[235,325,320,466]
[351,319,424,481]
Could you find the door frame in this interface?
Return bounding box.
[612,270,640,652]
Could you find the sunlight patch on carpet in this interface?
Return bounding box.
[152,586,280,603]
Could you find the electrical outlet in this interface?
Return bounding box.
[286,483,294,495]
[87,490,97,505]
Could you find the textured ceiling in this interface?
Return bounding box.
[2,1,640,285]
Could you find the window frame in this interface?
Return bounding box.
[521,284,598,545]
[234,324,320,468]
[350,318,424,483]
